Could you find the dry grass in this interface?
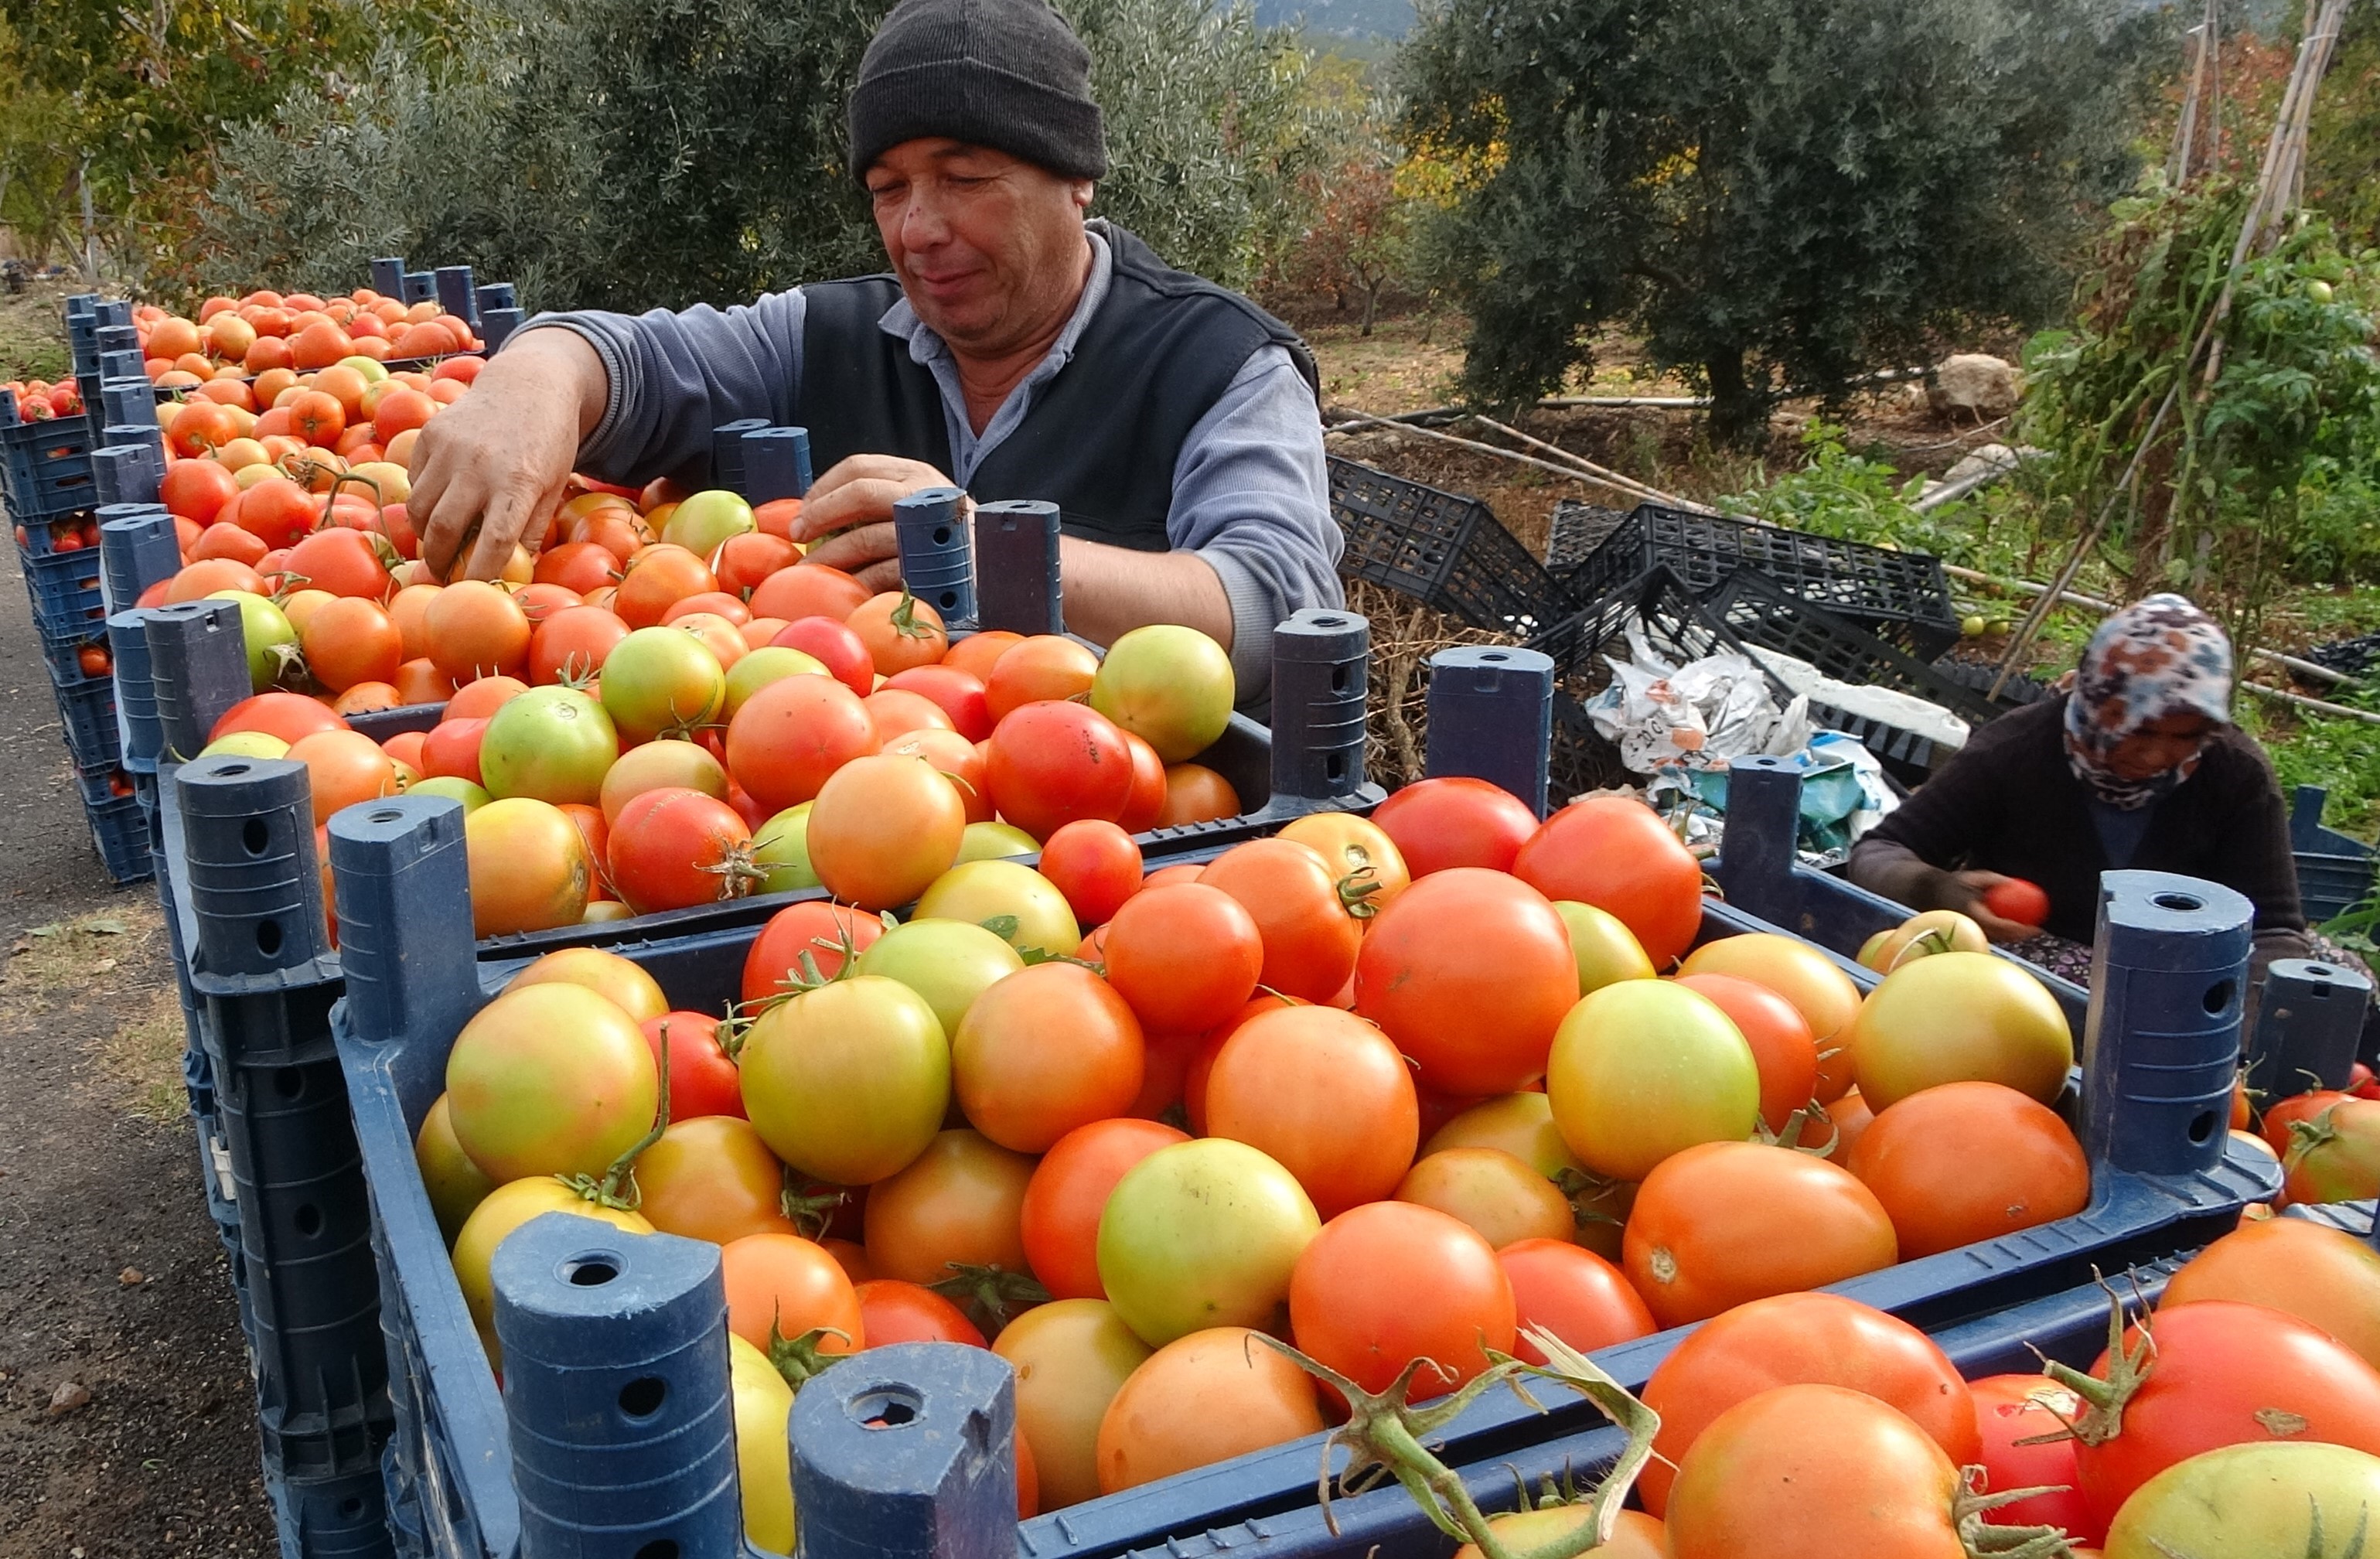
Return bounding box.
[0,902,189,1126]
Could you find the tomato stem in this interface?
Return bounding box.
[764,1322,853,1393]
[1950,1470,2082,1557]
[561,1022,673,1211]
[926,1264,1048,1339]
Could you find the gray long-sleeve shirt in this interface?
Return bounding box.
[519,230,1343,688]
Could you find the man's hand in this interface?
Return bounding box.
[410,329,608,580]
[793,454,957,593]
[1945,869,2042,943]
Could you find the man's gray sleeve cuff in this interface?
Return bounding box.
[510,316,636,469]
[1201,547,1282,692]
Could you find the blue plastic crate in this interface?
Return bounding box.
[2292,785,2375,924]
[55,674,122,769]
[12,507,98,557]
[87,788,152,883]
[0,415,98,518]
[265,1464,395,1559]
[327,791,2276,1559]
[24,545,109,656]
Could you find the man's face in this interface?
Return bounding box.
[865,140,1093,357]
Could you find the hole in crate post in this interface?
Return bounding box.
[256,919,283,958]
[2203,980,2237,1016]
[339,1496,366,1520]
[851,1387,923,1428]
[633,1544,680,1559]
[617,1376,668,1420]
[2153,892,2205,913]
[937,590,959,611]
[241,816,271,855]
[932,526,952,545]
[2187,1110,2218,1145]
[296,1203,322,1237]
[271,1066,306,1099]
[564,1255,621,1287]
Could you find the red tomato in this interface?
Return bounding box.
[1205,1005,1419,1218]
[1982,877,2051,928]
[718,1233,865,1355]
[2072,1299,2380,1531]
[748,561,871,623]
[283,526,394,600]
[640,1011,747,1120]
[1674,971,1819,1134]
[711,533,800,597]
[1036,820,1144,927]
[1102,883,1263,1033]
[853,1280,986,1348]
[1352,868,1577,1096]
[661,590,752,627]
[770,616,875,696]
[1637,1291,1978,1516]
[1288,1201,1516,1401]
[1017,1118,1188,1301]
[740,902,887,1008]
[1623,1140,1898,1329]
[1512,794,1706,968]
[1843,1080,2091,1258]
[985,700,1135,840]
[725,674,878,814]
[528,605,629,687]
[1118,731,1167,832]
[445,674,529,722]
[534,540,621,595]
[614,544,716,628]
[421,718,489,786]
[1495,1237,1656,1362]
[210,690,349,748]
[1199,837,1364,1005]
[885,664,992,742]
[607,787,757,915]
[1370,776,1537,876]
[1969,1374,2097,1540]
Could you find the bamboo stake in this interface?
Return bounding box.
[1941,563,2351,686]
[1325,413,1705,510]
[1464,415,1711,511]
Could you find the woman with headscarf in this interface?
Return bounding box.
[1847,594,2312,981]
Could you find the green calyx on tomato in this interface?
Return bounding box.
[557,1019,675,1213]
[928,1263,1054,1339]
[764,1315,854,1393]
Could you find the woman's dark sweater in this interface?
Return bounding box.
[1846,697,2307,946]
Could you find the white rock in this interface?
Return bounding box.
[1928,354,2021,421]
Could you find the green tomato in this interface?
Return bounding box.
[444,983,659,1182]
[2307,278,2337,305]
[727,1334,796,1551]
[1089,624,1235,762]
[663,489,757,558]
[914,858,1080,959]
[410,775,493,814]
[1096,1138,1320,1348]
[956,820,1040,863]
[337,354,390,382]
[1545,980,1760,1181]
[206,588,298,692]
[479,685,619,806]
[1552,900,1657,994]
[724,646,827,720]
[752,803,818,893]
[853,919,1025,1038]
[600,626,725,744]
[738,975,950,1185]
[200,730,289,760]
[2104,1441,2380,1558]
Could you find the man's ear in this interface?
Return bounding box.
[1071,179,1095,213]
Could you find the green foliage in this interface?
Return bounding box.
[2307,3,2380,252]
[1270,61,1420,329]
[193,0,1318,310]
[1397,0,2159,445]
[1718,420,2027,574]
[2018,178,2380,629]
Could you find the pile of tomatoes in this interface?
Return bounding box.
[393,772,2163,1551]
[128,288,480,385]
[1462,1211,2380,1559]
[6,377,82,421]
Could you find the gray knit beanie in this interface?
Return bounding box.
[847,0,1108,183]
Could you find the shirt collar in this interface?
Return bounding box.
[877,225,1113,374]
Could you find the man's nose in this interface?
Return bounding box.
[900,192,953,251]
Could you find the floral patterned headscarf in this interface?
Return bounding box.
[2063,593,2235,810]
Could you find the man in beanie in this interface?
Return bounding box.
[411,0,1341,699]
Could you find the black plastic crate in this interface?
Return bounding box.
[1524,567,1792,801]
[1928,653,2055,708]
[88,790,152,884]
[1328,456,1569,636]
[1707,568,2016,726]
[1543,496,1632,588]
[1566,503,1963,656]
[0,415,98,520]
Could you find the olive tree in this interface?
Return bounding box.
[1400,0,2162,445]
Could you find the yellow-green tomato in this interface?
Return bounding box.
[738,975,950,1185]
[201,730,289,760]
[751,803,817,894]
[993,1298,1152,1510]
[727,1332,796,1552]
[444,984,659,1182]
[1551,901,1657,994]
[414,1093,497,1246]
[1846,951,2073,1111]
[1096,1138,1319,1349]
[663,489,757,556]
[2103,1441,2380,1559]
[450,1179,653,1365]
[956,820,1040,864]
[725,646,827,720]
[915,858,1080,958]
[853,919,1025,1038]
[1546,981,1760,1182]
[410,776,492,814]
[1088,624,1235,762]
[206,588,298,692]
[1424,1092,1586,1179]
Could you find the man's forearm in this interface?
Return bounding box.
[496,326,612,443]
[1056,537,1235,653]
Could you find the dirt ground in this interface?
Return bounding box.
[0,495,275,1544]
